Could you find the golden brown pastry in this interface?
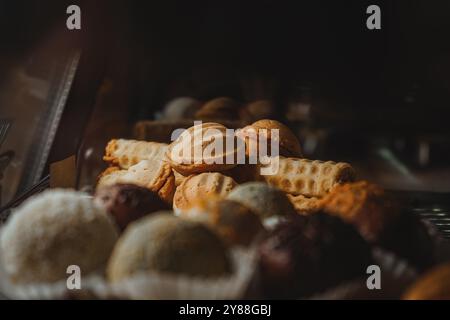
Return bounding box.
[287,194,322,215]
[263,156,355,197]
[104,139,168,169]
[403,263,450,300]
[97,159,175,205]
[195,97,240,121]
[166,122,242,176]
[173,172,237,213]
[320,181,398,242]
[173,169,186,187]
[237,119,302,158]
[180,197,265,247]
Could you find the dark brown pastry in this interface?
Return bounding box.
[321,181,399,242]
[94,183,170,231]
[321,181,437,270]
[258,212,373,298]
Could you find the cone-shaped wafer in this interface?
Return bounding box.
[104,139,168,169]
[173,172,237,213]
[262,156,355,197]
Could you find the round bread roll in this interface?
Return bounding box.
[167,122,242,176]
[195,97,240,121]
[226,182,296,227]
[107,213,231,282]
[173,172,237,213]
[180,198,265,247]
[0,190,119,284]
[162,97,201,120]
[237,119,302,158]
[403,263,450,300]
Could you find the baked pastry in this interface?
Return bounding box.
[240,100,276,123]
[287,194,322,215]
[94,184,170,231]
[180,198,265,247]
[262,156,355,197]
[173,172,237,213]
[403,263,450,300]
[97,159,175,204]
[236,119,302,158]
[195,97,240,121]
[320,181,399,242]
[321,181,436,270]
[107,213,231,282]
[0,190,118,283]
[162,97,201,120]
[258,212,373,298]
[173,169,186,186]
[226,182,296,226]
[166,122,242,176]
[104,139,168,169]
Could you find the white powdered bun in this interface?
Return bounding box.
[0,189,119,284]
[163,97,201,120]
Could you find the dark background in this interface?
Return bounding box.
[2,0,450,131]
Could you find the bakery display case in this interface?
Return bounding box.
[1,0,450,300]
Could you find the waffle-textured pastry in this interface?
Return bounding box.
[173,172,237,213]
[237,119,302,158]
[0,190,118,283]
[180,197,265,247]
[320,181,398,242]
[107,213,231,282]
[226,182,296,227]
[104,139,168,169]
[403,263,450,300]
[263,156,355,197]
[195,97,240,121]
[166,122,241,176]
[97,159,174,203]
[287,194,322,215]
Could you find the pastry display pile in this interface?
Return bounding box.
[0,97,447,299]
